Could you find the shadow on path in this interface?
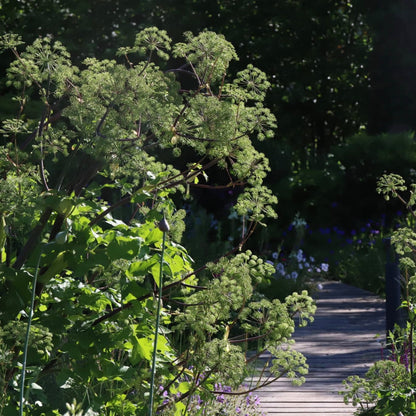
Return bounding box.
[254,281,386,416]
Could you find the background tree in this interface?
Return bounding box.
[0,1,372,223]
[366,0,416,134]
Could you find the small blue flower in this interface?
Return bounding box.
[276,263,285,276]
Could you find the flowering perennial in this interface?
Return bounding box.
[269,249,329,281]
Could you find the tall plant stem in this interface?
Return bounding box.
[404,268,414,375]
[19,245,43,415]
[149,229,167,416]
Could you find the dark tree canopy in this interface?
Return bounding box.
[366,0,416,134]
[1,0,371,150]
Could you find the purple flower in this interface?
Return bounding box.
[216,394,225,403]
[159,388,169,405]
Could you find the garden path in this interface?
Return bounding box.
[253,281,386,416]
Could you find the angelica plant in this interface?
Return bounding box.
[0,28,313,415]
[340,173,416,414]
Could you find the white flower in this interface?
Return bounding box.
[321,263,329,272]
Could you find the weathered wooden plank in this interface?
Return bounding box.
[252,281,385,415]
[263,412,354,416]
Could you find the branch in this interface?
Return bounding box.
[229,328,272,344]
[184,54,202,86]
[212,370,289,396]
[177,132,214,142]
[189,182,245,189]
[165,67,197,78]
[95,103,113,138]
[19,110,63,151]
[245,348,268,364]
[10,47,44,92]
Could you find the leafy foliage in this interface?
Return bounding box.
[341,360,411,413]
[0,29,314,415]
[341,173,416,415]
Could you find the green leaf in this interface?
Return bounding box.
[121,281,148,300]
[145,227,163,245]
[150,262,161,287]
[173,401,186,416]
[126,255,159,277]
[177,381,191,394]
[107,236,142,260]
[131,336,153,364]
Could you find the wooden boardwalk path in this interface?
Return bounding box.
[254,281,386,416]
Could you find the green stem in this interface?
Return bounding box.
[19,245,43,415]
[149,230,167,416]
